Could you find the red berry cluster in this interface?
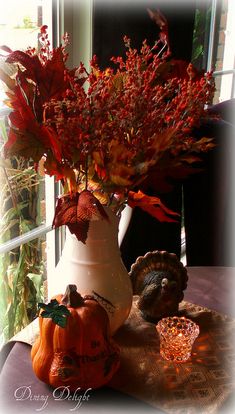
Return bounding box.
[1,27,215,214]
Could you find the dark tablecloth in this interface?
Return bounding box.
[184,267,235,318]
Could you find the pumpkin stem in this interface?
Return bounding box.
[61,285,84,308]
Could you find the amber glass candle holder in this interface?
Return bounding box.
[156,316,200,363]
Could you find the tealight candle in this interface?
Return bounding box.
[156,316,200,363]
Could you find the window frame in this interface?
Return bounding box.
[0,0,93,268]
[207,0,235,101]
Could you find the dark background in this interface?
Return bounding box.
[92,0,234,268]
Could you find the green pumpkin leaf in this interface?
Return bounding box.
[38,299,71,328]
[51,314,68,328]
[38,299,58,310]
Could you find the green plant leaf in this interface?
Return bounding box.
[27,273,44,303]
[38,299,71,328]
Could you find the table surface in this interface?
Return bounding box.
[184,266,235,318]
[0,266,235,414]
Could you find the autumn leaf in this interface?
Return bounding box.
[35,48,71,101]
[3,129,45,162]
[93,150,104,166]
[93,192,109,205]
[52,190,109,243]
[0,68,15,90]
[107,140,135,186]
[0,45,12,53]
[110,165,133,186]
[193,137,216,152]
[3,84,61,162]
[150,129,176,155]
[110,72,125,92]
[179,155,202,164]
[5,47,71,104]
[128,190,179,222]
[6,51,41,80]
[4,121,61,163]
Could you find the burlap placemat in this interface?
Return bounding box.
[110,297,235,413]
[8,297,235,413]
[10,316,39,346]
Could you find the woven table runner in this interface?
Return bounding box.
[9,297,235,413]
[110,297,235,413]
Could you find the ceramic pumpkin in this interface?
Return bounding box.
[31,284,120,390]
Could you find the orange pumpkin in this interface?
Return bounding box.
[31,285,120,390]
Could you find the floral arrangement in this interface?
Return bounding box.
[0,25,215,242]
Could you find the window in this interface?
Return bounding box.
[0,0,54,346]
[207,0,235,103]
[0,0,93,346]
[192,0,235,103]
[181,0,234,265]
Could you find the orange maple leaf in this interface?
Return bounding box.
[52,190,109,243]
[128,190,179,222]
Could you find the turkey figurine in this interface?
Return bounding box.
[129,251,188,322]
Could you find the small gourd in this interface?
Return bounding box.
[31,285,120,390]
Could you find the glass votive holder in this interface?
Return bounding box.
[156,316,200,363]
